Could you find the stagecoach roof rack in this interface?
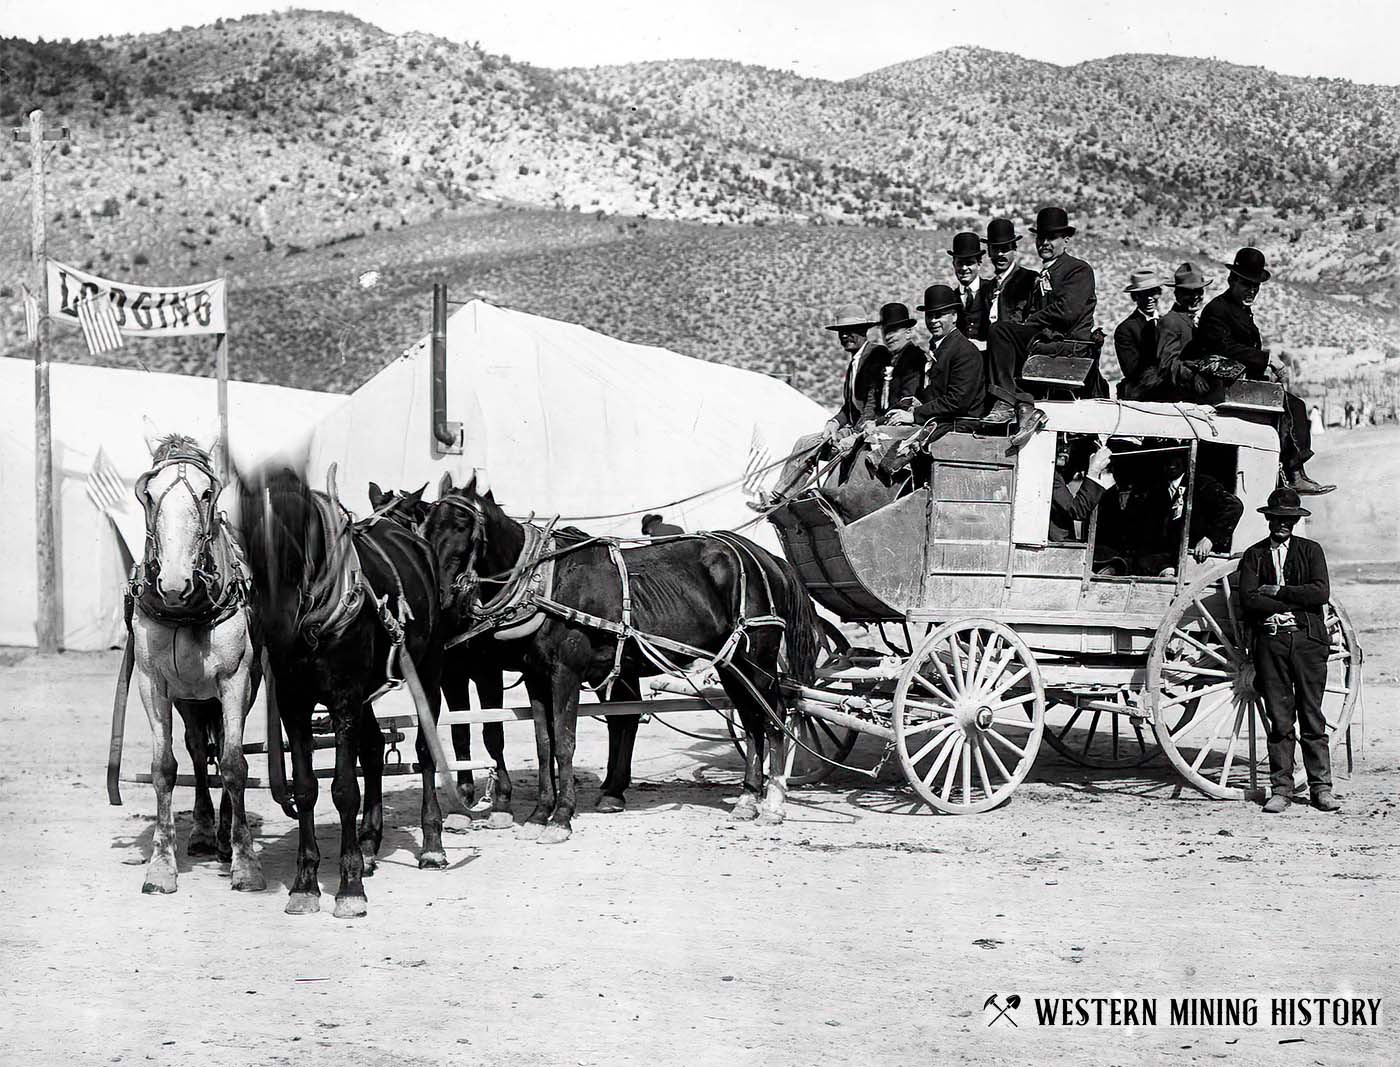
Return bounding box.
[1035,398,1279,451]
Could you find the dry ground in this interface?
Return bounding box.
[1,433,1396,1066]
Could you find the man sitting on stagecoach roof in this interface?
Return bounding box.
[1195,248,1333,495]
[1150,262,1217,403]
[885,284,987,428]
[983,218,1036,329]
[1113,268,1165,401]
[948,232,990,351]
[873,301,926,419]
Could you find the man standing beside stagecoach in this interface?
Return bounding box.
[1238,487,1340,814]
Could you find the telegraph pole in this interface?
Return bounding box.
[13,110,69,653]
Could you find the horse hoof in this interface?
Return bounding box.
[187,836,219,858]
[418,850,448,870]
[217,847,233,865]
[231,866,267,892]
[485,811,515,831]
[597,795,625,814]
[516,822,545,841]
[333,894,368,919]
[537,824,572,845]
[141,859,178,895]
[755,810,785,827]
[730,797,760,821]
[284,892,322,916]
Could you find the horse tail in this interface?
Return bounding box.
[769,554,820,686]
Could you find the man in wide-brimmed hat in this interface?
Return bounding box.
[1113,268,1167,400]
[1146,261,1216,401]
[946,232,990,350]
[1197,248,1332,494]
[1238,487,1339,813]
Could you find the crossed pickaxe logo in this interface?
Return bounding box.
[985,994,1021,1026]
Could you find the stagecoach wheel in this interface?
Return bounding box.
[1041,690,1159,769]
[727,618,859,788]
[1146,559,1361,800]
[892,619,1045,814]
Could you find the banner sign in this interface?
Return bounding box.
[46,260,227,337]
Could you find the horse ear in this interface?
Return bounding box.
[464,471,478,497]
[409,483,427,503]
[141,415,163,456]
[438,471,454,496]
[483,489,496,503]
[368,481,386,507]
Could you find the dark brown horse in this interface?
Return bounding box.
[238,467,445,917]
[421,473,820,843]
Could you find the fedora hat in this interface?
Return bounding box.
[916,284,960,316]
[1030,206,1076,238]
[824,303,876,332]
[946,231,983,258]
[1172,261,1212,289]
[877,301,916,331]
[983,217,1021,247]
[1228,247,1271,285]
[1258,486,1310,518]
[1123,268,1167,293]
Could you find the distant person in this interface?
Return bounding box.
[763,304,888,505]
[1238,487,1339,814]
[1309,405,1325,437]
[1344,399,1356,428]
[1113,268,1165,400]
[874,301,926,419]
[1152,262,1216,402]
[947,232,990,351]
[1196,248,1333,494]
[640,513,683,536]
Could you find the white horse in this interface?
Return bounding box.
[130,420,264,894]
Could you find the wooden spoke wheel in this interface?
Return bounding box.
[1041,691,1159,769]
[1146,558,1361,800]
[728,619,859,788]
[892,619,1045,814]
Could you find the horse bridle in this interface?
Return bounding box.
[133,448,224,602]
[429,494,489,608]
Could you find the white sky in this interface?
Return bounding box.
[2,0,1397,85]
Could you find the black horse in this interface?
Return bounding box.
[421,473,821,843]
[369,482,649,821]
[238,467,445,917]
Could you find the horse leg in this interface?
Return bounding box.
[180,702,219,858]
[330,699,367,917]
[441,660,476,811]
[720,663,767,822]
[517,676,555,841]
[481,719,513,829]
[756,674,789,827]
[413,672,448,870]
[538,665,582,845]
[356,705,385,875]
[137,671,179,894]
[598,674,641,813]
[281,697,322,915]
[216,666,265,891]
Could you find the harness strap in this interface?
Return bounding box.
[594,540,633,697]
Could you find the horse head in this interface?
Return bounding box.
[420,470,517,626]
[235,463,320,647]
[369,481,430,529]
[137,418,222,606]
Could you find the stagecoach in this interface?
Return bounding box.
[729,396,1362,813]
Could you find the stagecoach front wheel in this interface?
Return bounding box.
[1147,559,1361,801]
[892,619,1045,814]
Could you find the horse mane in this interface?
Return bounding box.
[151,432,209,465]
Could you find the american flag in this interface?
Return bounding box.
[85,445,131,514]
[742,425,772,497]
[74,288,124,355]
[20,284,39,343]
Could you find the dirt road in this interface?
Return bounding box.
[2,573,1395,1065]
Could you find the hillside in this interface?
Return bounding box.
[0,11,1395,397]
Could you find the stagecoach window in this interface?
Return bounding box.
[1089,438,1198,581]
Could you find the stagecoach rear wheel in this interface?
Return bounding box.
[1146,558,1361,800]
[892,619,1045,814]
[1041,690,1159,769]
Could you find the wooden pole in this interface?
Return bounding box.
[29,110,59,653]
[215,277,229,480]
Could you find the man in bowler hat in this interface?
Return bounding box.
[1238,487,1340,813]
[874,301,926,419]
[982,217,1036,330]
[947,232,990,350]
[1196,248,1333,494]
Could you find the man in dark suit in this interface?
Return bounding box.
[873,301,924,420]
[982,217,1036,330]
[947,231,990,350]
[985,206,1099,447]
[1113,268,1165,400]
[1049,436,1114,542]
[1196,248,1333,494]
[1238,487,1339,813]
[1150,262,1216,402]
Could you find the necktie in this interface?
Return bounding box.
[989,275,1003,324]
[962,286,973,310]
[1169,482,1185,521]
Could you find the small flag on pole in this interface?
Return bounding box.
[74,288,124,355]
[742,425,772,497]
[85,445,132,514]
[20,284,39,343]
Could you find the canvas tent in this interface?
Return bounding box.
[0,358,344,650]
[306,300,827,539]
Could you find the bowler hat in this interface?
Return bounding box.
[1123,268,1167,293]
[983,217,1022,247]
[824,303,877,332]
[1173,261,1212,289]
[1030,206,1076,238]
[946,231,984,258]
[877,302,916,331]
[1228,247,1271,285]
[1258,486,1310,518]
[916,284,960,316]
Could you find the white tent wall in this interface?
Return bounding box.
[0,358,344,650]
[307,301,827,541]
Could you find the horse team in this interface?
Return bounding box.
[128,426,820,916]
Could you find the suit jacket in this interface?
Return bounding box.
[1153,307,1214,401]
[1023,254,1096,341]
[1095,471,1243,572]
[987,263,1036,327]
[1049,473,1106,542]
[834,340,893,428]
[954,277,991,346]
[1196,291,1269,377]
[1238,535,1330,642]
[889,330,987,423]
[1113,310,1157,398]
